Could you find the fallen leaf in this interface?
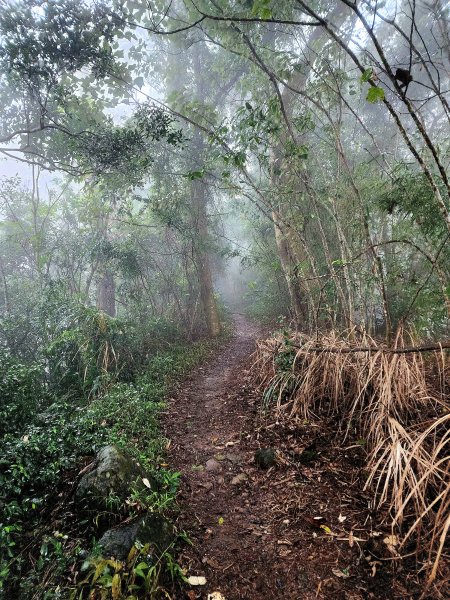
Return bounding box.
[320,524,334,535]
[277,539,292,546]
[383,534,398,546]
[349,530,354,548]
[208,593,225,600]
[383,534,399,555]
[142,478,151,488]
[187,575,207,586]
[369,560,382,577]
[231,473,248,485]
[332,567,350,579]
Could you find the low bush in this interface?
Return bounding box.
[0,352,48,436]
[0,304,219,598]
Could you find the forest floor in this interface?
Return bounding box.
[164,315,419,600]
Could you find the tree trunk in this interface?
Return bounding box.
[0,256,10,314]
[97,270,116,317]
[189,45,221,337]
[272,209,306,326]
[191,176,221,337]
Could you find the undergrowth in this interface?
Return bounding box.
[0,297,221,599]
[252,327,449,595]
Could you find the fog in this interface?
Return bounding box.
[1,1,450,596]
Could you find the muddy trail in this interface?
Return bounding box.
[164,315,413,600]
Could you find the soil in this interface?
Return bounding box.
[164,315,422,600]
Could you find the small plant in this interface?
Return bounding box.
[129,471,181,514]
[75,540,186,599]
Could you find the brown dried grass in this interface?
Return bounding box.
[251,328,449,586]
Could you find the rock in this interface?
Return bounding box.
[98,514,175,560]
[98,522,139,560]
[205,458,222,472]
[225,453,242,465]
[76,445,156,509]
[231,473,248,485]
[255,448,276,469]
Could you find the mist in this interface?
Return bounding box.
[0,1,449,598]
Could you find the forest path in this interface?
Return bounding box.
[164,315,394,600]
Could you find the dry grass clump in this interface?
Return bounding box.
[251,328,449,586]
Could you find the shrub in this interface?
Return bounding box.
[0,352,47,436]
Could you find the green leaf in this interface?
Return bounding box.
[134,76,145,88]
[251,0,272,19]
[360,68,373,83]
[366,86,385,103]
[185,170,204,180]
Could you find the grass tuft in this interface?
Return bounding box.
[251,327,449,587]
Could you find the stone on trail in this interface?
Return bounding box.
[98,514,174,560]
[225,452,242,465]
[255,448,277,469]
[205,458,222,472]
[231,472,248,485]
[76,445,157,509]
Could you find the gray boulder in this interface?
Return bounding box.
[98,514,175,560]
[255,448,277,469]
[76,445,157,509]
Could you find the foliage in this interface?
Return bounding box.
[75,105,184,179]
[1,0,449,595]
[0,1,119,88]
[0,352,46,435]
[75,539,187,600]
[0,293,219,597]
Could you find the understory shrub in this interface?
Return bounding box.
[0,300,219,598]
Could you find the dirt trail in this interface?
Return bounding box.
[164,315,405,600]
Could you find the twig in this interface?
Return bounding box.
[291,343,450,354]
